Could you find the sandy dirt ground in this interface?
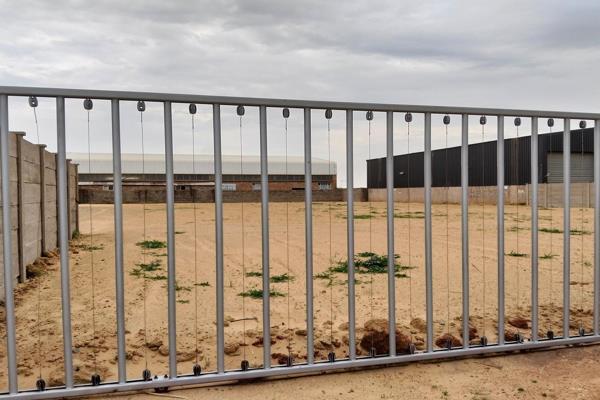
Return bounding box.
[91,343,600,400]
[0,200,595,393]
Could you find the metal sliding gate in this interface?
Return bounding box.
[1,86,600,399]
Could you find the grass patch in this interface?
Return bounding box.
[177,299,190,304]
[136,239,167,249]
[238,289,285,299]
[394,211,424,219]
[507,250,528,257]
[571,229,590,236]
[246,271,263,278]
[78,243,104,251]
[540,253,556,260]
[353,214,374,220]
[175,231,186,235]
[175,282,192,292]
[130,261,161,277]
[540,227,562,234]
[138,260,162,272]
[146,274,167,281]
[508,226,528,232]
[315,252,413,286]
[314,271,333,280]
[271,273,294,283]
[130,260,164,279]
[195,281,211,287]
[332,252,412,275]
[72,230,81,239]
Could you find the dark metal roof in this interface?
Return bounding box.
[367,128,594,188]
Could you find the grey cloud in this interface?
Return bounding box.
[1,0,599,187]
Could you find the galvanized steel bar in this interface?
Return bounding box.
[1,94,18,393]
[213,104,225,373]
[1,86,598,120]
[595,120,600,335]
[386,111,396,355]
[461,114,469,349]
[304,108,314,364]
[259,105,271,368]
[563,118,571,338]
[531,117,539,342]
[424,112,433,352]
[347,110,356,360]
[164,101,177,376]
[56,96,74,388]
[111,99,127,383]
[497,116,505,345]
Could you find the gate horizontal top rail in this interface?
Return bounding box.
[1,85,599,400]
[1,86,599,119]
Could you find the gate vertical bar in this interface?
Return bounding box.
[111,99,126,383]
[0,94,18,393]
[213,104,225,373]
[531,117,539,342]
[497,116,505,345]
[424,112,433,352]
[595,119,600,336]
[304,108,314,364]
[164,101,177,377]
[461,114,469,348]
[563,118,571,338]
[347,110,356,360]
[386,111,396,355]
[259,105,271,368]
[57,96,74,388]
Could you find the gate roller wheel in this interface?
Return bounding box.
[408,343,416,355]
[91,373,101,386]
[241,360,250,371]
[36,378,46,391]
[328,352,336,363]
[193,364,202,376]
[142,369,152,381]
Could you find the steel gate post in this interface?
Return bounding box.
[386,111,396,355]
[304,108,314,364]
[461,114,469,348]
[111,99,127,382]
[346,110,356,360]
[497,116,505,345]
[563,118,571,338]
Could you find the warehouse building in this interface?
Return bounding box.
[367,127,594,188]
[69,153,338,203]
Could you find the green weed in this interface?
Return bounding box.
[270,273,294,283]
[238,289,285,299]
[136,240,167,249]
[507,250,528,257]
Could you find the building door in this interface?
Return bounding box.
[547,152,593,183]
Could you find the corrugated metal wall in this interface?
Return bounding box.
[367,128,594,188]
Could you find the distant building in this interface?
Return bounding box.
[367,128,594,188]
[69,153,338,203]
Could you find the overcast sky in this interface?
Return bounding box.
[1,0,599,187]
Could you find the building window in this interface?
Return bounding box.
[252,183,261,191]
[318,183,331,190]
[222,183,237,191]
[102,185,113,191]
